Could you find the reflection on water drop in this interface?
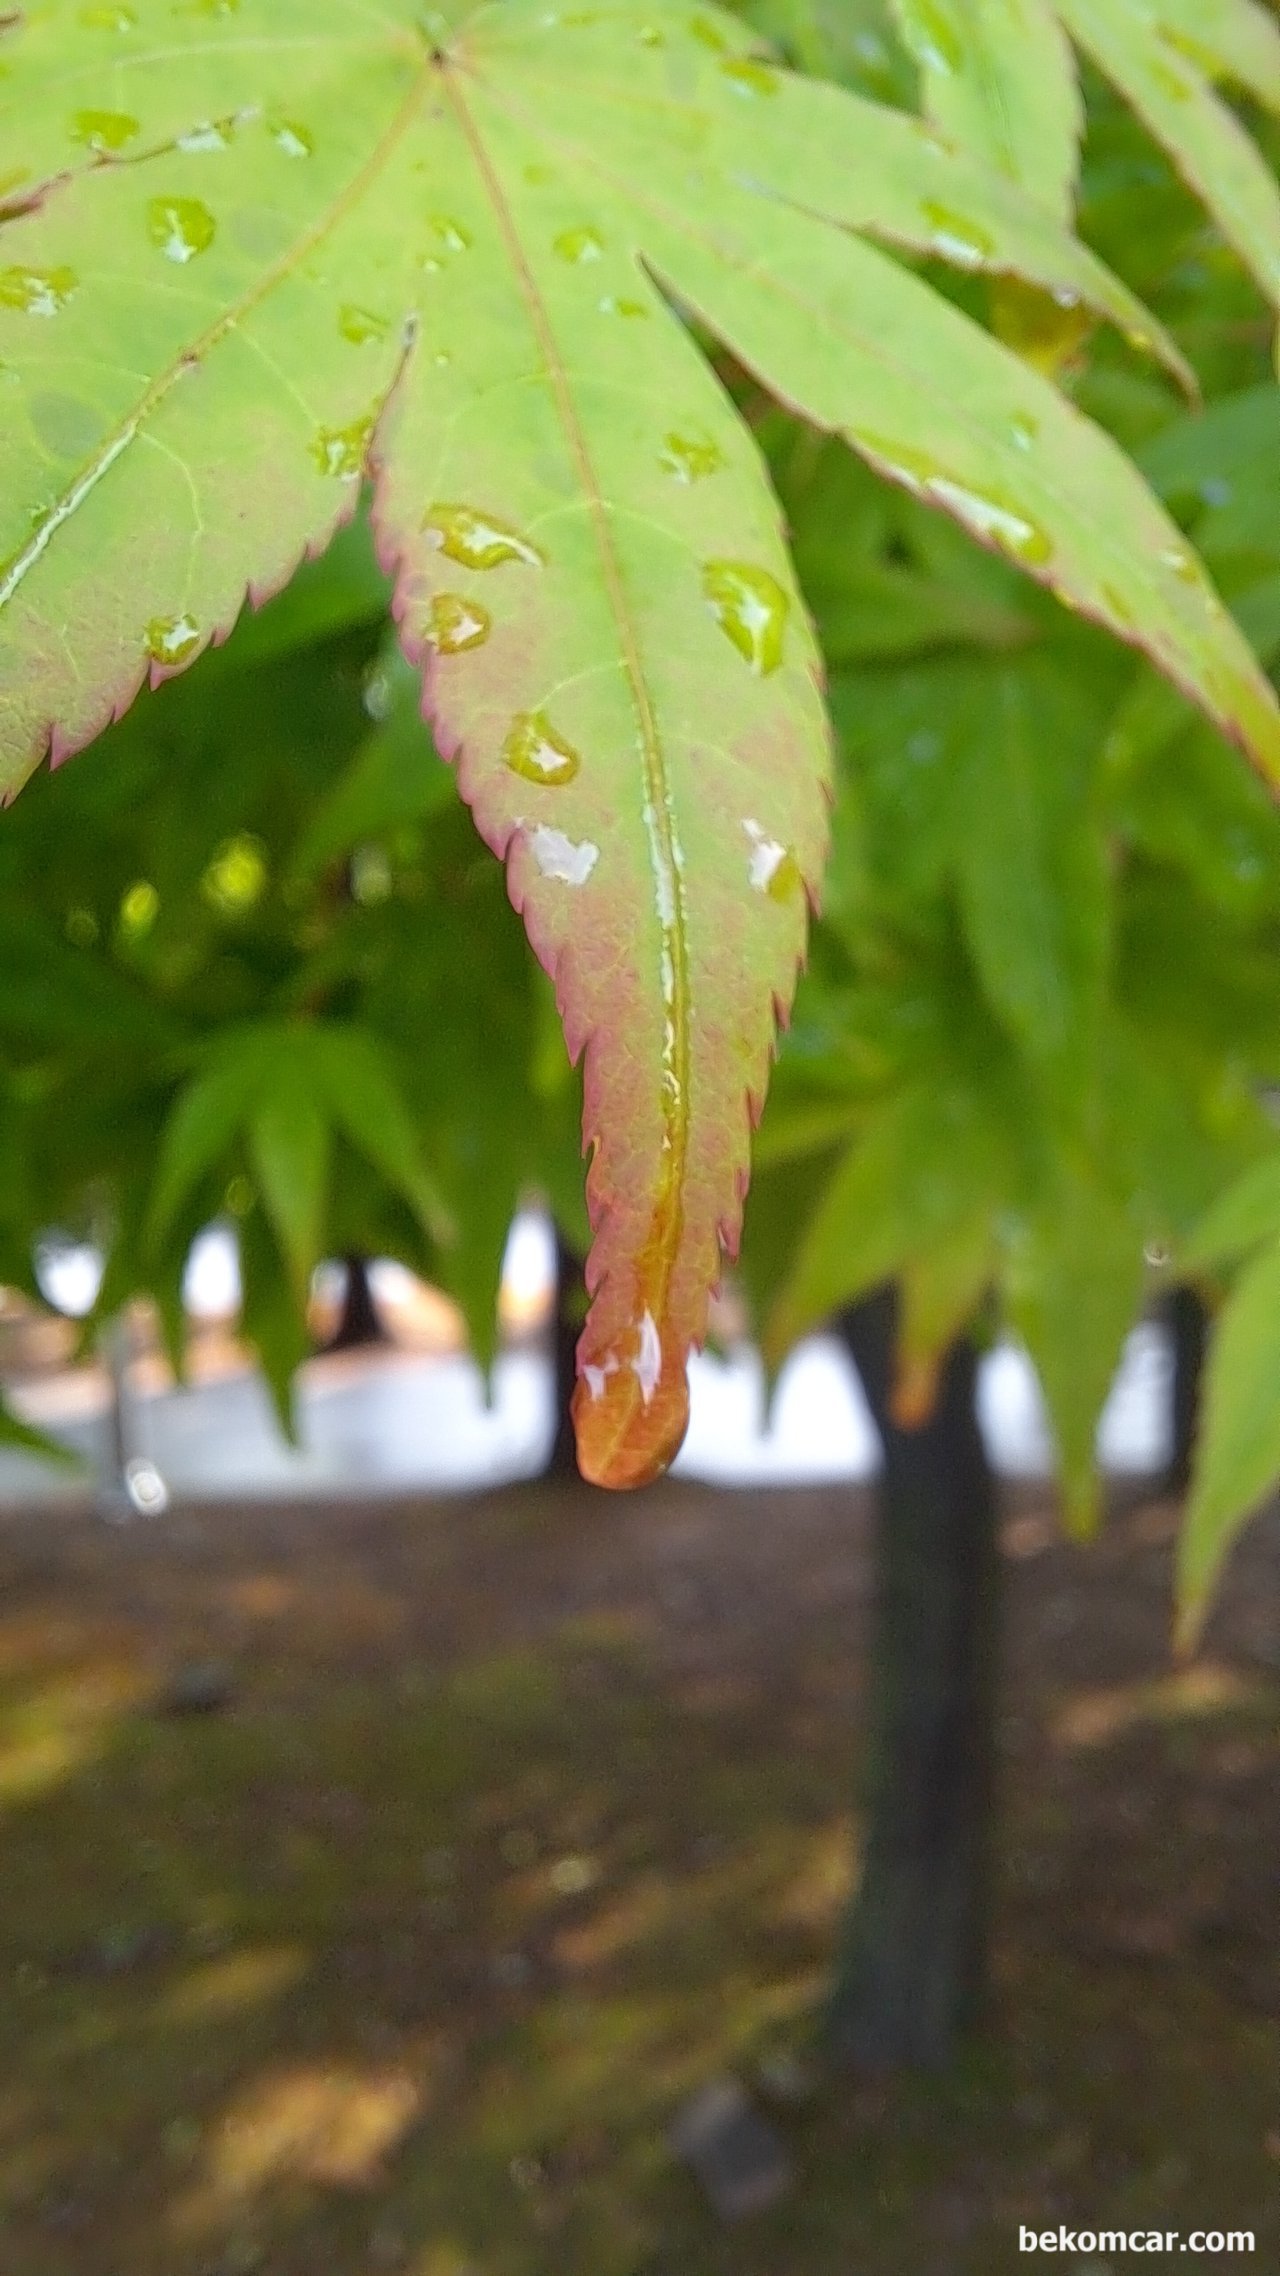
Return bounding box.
[147,195,216,263]
[597,295,649,319]
[529,824,599,884]
[177,118,235,152]
[703,560,789,675]
[1010,414,1038,451]
[920,198,994,268]
[553,225,604,263]
[1159,543,1197,582]
[427,214,472,254]
[901,0,962,74]
[720,55,779,95]
[338,303,390,344]
[0,265,78,316]
[632,1310,661,1405]
[269,117,313,158]
[504,711,580,786]
[310,414,373,478]
[423,504,544,570]
[426,591,491,652]
[71,108,140,152]
[660,429,724,483]
[929,478,1052,565]
[742,817,801,899]
[146,613,200,666]
[1050,285,1080,309]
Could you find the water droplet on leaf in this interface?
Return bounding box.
[689,13,727,49]
[597,295,649,318]
[920,199,994,268]
[901,0,962,73]
[660,429,724,482]
[426,592,491,652]
[337,303,389,344]
[928,478,1052,565]
[719,55,779,95]
[0,265,78,316]
[703,560,789,674]
[1009,414,1038,451]
[1159,543,1197,582]
[553,225,604,263]
[78,3,136,24]
[529,825,599,884]
[423,504,544,571]
[426,214,472,254]
[632,1310,662,1405]
[269,117,313,158]
[311,415,373,478]
[504,711,580,786]
[147,196,216,263]
[177,118,235,152]
[147,613,200,666]
[70,108,141,153]
[742,818,801,899]
[637,22,665,44]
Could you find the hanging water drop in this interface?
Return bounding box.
[310,415,373,478]
[70,109,140,153]
[660,429,725,483]
[529,825,599,884]
[0,266,78,316]
[553,225,605,264]
[920,199,994,268]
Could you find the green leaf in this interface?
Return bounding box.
[1177,1237,1280,1647]
[145,1030,280,1251]
[1001,1163,1145,1534]
[0,1393,84,1470]
[1183,1146,1280,1270]
[308,1026,451,1248]
[288,643,455,885]
[1057,0,1280,317]
[890,0,1083,220]
[3,0,1277,1495]
[951,657,1111,1070]
[250,1085,331,1307]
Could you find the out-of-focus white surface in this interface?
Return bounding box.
[1,1211,1174,1502]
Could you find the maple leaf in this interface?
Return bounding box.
[2,0,1279,1487]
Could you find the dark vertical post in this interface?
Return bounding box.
[827,1283,1001,2071]
[1165,1283,1208,1497]
[322,1254,386,1352]
[543,1225,587,1483]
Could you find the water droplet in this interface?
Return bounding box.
[1009,414,1038,451]
[597,295,649,319]
[423,504,544,571]
[147,195,216,263]
[1101,582,1140,632]
[426,214,472,253]
[553,225,604,263]
[177,118,235,153]
[742,818,801,899]
[120,878,159,934]
[1159,542,1197,582]
[637,23,665,45]
[78,3,136,24]
[70,108,141,153]
[29,389,102,459]
[920,199,994,268]
[269,117,313,158]
[632,1309,662,1405]
[1050,284,1080,310]
[660,429,725,483]
[180,0,240,15]
[0,265,78,316]
[337,302,389,344]
[720,55,779,96]
[689,14,727,49]
[504,711,580,786]
[310,415,373,478]
[529,824,599,884]
[703,560,789,675]
[426,592,491,652]
[900,0,962,74]
[432,348,452,366]
[929,478,1052,565]
[147,613,199,666]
